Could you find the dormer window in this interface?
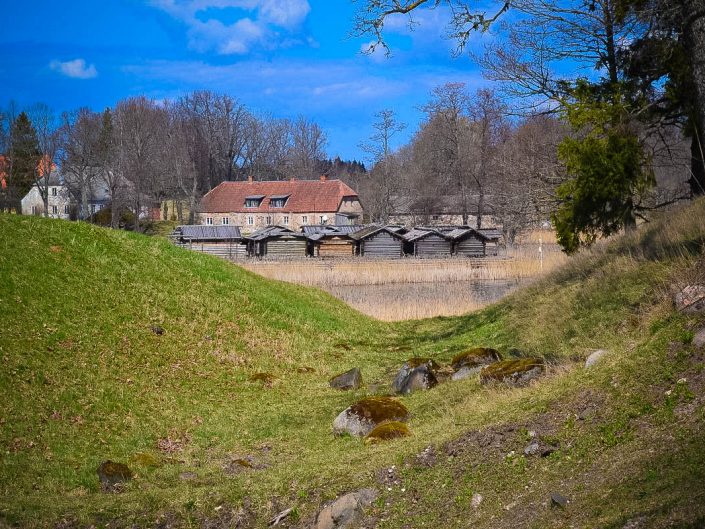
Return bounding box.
[269,194,290,208]
[245,195,265,208]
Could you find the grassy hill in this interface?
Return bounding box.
[1,202,705,528]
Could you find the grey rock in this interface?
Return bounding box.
[179,471,198,481]
[329,368,362,391]
[97,460,133,492]
[585,349,608,368]
[471,493,483,509]
[674,285,705,313]
[396,365,438,395]
[523,442,541,456]
[392,359,438,393]
[451,366,482,381]
[314,489,378,529]
[550,492,568,509]
[151,325,164,335]
[693,328,705,349]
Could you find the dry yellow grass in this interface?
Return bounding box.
[242,232,567,320]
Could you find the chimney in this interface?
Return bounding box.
[320,174,328,182]
[247,175,254,183]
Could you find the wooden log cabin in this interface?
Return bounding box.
[246,226,309,259]
[403,228,453,258]
[171,225,247,259]
[350,225,406,258]
[446,228,492,257]
[477,228,501,256]
[303,225,360,258]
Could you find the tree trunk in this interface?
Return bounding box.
[476,190,484,229]
[81,182,89,220]
[683,0,705,195]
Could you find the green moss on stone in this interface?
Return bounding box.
[348,396,409,425]
[406,357,441,370]
[451,348,501,369]
[364,421,411,444]
[480,358,545,383]
[130,452,162,468]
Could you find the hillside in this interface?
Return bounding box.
[1,202,705,529]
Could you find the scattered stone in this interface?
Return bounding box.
[471,493,483,509]
[97,460,133,492]
[693,328,705,349]
[451,366,482,381]
[150,325,164,336]
[550,492,568,509]
[329,368,362,390]
[179,471,198,481]
[622,516,648,529]
[313,489,378,529]
[415,445,436,467]
[395,365,438,395]
[297,366,316,374]
[451,348,501,370]
[480,358,545,387]
[364,421,411,444]
[674,285,705,313]
[585,349,608,368]
[333,396,409,437]
[392,358,440,393]
[523,442,541,456]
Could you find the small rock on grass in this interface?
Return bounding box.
[471,493,483,509]
[585,349,608,368]
[97,460,133,492]
[674,285,705,313]
[693,328,705,348]
[151,325,164,336]
[329,368,362,390]
[451,366,482,381]
[550,492,568,509]
[314,489,378,529]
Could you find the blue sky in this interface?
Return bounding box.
[0,0,493,162]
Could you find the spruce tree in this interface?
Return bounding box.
[8,112,41,212]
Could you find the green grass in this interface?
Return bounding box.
[1,199,705,528]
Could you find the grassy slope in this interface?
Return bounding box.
[1,201,705,528]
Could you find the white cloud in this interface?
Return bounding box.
[49,58,98,79]
[150,0,311,55]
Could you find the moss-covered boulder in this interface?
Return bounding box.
[392,358,440,394]
[363,421,411,444]
[333,396,410,437]
[329,367,362,390]
[451,348,501,370]
[479,358,545,386]
[97,460,133,492]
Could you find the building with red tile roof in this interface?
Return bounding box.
[198,175,364,232]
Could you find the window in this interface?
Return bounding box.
[283,215,289,225]
[91,204,96,214]
[32,205,38,215]
[265,216,272,225]
[247,216,254,226]
[320,215,327,224]
[302,215,308,224]
[51,187,57,196]
[51,205,58,215]
[222,217,229,225]
[269,195,289,208]
[206,217,213,225]
[64,205,69,214]
[244,195,264,208]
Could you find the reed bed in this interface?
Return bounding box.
[241,232,567,320]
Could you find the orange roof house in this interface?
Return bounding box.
[198,175,364,232]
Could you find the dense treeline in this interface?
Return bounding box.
[0,93,366,229]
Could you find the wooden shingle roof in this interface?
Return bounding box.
[173,225,243,240]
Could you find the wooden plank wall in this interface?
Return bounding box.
[415,235,453,257]
[265,239,308,259]
[319,239,355,258]
[178,241,248,260]
[362,232,403,258]
[454,236,486,257]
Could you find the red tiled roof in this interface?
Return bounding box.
[200,178,359,214]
